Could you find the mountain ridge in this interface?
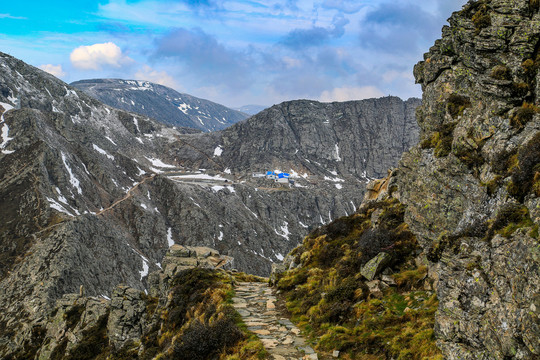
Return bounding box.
[71,78,249,132]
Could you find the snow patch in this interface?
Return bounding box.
[276,253,284,261]
[172,173,226,181]
[275,221,290,240]
[61,153,82,194]
[298,221,308,228]
[133,117,140,132]
[213,146,223,157]
[105,136,117,146]
[218,231,224,241]
[335,184,343,189]
[139,259,149,280]
[324,176,345,183]
[167,228,174,247]
[93,144,114,160]
[145,156,176,168]
[0,123,13,150]
[334,144,342,161]
[47,197,74,216]
[0,102,14,112]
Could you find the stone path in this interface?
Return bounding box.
[232,282,323,360]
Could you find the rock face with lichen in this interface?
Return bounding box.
[400,0,540,358]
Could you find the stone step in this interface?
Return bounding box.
[233,281,325,360]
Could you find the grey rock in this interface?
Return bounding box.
[361,252,391,281]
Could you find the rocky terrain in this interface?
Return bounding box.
[0,50,419,358]
[271,0,540,359]
[71,79,249,132]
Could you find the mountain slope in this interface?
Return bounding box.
[71,79,249,132]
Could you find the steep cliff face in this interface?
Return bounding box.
[71,79,248,132]
[399,1,540,358]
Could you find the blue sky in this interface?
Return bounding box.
[0,0,467,107]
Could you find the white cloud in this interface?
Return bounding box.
[0,13,26,20]
[382,70,415,83]
[70,42,133,70]
[134,65,178,89]
[282,56,302,69]
[319,86,384,102]
[39,64,66,78]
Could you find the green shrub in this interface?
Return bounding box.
[485,204,534,240]
[531,0,540,12]
[65,313,110,360]
[172,309,244,360]
[471,4,491,32]
[63,304,85,330]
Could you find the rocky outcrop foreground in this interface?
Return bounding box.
[2,246,267,360]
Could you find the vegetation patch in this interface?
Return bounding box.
[63,304,85,330]
[421,122,458,158]
[64,312,110,360]
[507,132,540,199]
[510,103,538,129]
[485,204,535,240]
[471,3,491,33]
[275,198,441,359]
[447,94,471,119]
[490,65,511,80]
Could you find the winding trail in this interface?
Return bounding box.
[233,282,323,360]
[96,173,156,216]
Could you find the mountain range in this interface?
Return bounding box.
[71,79,249,132]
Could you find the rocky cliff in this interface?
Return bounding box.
[404,1,540,357]
[170,97,420,180]
[0,51,419,358]
[71,79,248,132]
[273,1,540,359]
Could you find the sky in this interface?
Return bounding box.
[0,0,468,108]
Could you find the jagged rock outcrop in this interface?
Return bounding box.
[396,1,540,358]
[71,79,248,132]
[5,246,254,360]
